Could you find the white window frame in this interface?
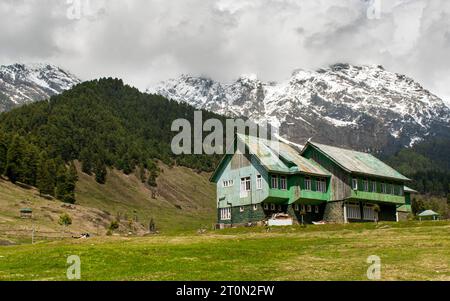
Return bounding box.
[315,205,319,214]
[280,176,287,190]
[256,175,262,190]
[271,204,276,211]
[363,204,378,221]
[352,178,358,190]
[271,175,279,189]
[263,203,269,210]
[398,186,404,196]
[220,208,231,221]
[381,183,387,194]
[223,180,234,188]
[346,202,361,220]
[304,178,312,191]
[240,177,251,198]
[371,181,377,193]
[317,178,327,193]
[253,204,258,211]
[363,180,369,192]
[307,205,312,213]
[391,184,395,195]
[301,205,306,212]
[294,204,299,211]
[240,206,245,213]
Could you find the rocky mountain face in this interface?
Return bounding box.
[148,64,450,155]
[0,63,80,112]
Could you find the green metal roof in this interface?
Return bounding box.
[237,134,331,177]
[397,204,412,213]
[306,141,410,182]
[404,186,418,193]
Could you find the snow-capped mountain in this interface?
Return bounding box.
[0,63,81,112]
[148,64,450,154]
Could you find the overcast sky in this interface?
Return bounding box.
[1,0,450,106]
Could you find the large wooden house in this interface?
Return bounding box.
[211,134,413,226]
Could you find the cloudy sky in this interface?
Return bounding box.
[1,0,450,105]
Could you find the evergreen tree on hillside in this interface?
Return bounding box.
[80,148,93,175]
[37,151,55,196]
[94,160,107,184]
[0,134,7,174]
[4,135,23,183]
[21,144,39,186]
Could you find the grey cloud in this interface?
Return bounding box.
[0,0,449,106]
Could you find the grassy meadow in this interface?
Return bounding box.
[1,221,449,281]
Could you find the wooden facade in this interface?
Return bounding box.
[211,135,411,227]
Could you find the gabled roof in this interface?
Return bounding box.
[418,210,439,217]
[404,186,418,193]
[209,135,330,182]
[303,141,410,182]
[237,134,330,177]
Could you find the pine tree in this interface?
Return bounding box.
[80,148,93,175]
[37,151,55,196]
[94,161,107,184]
[0,135,7,175]
[139,163,146,183]
[4,135,23,183]
[22,144,39,186]
[55,164,68,201]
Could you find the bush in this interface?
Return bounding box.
[58,213,72,227]
[109,220,119,231]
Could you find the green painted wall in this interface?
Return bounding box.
[216,153,270,209]
[349,190,405,204]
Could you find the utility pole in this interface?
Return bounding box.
[31,225,35,245]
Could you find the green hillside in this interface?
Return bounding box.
[0,78,223,205]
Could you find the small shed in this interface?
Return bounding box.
[20,208,33,219]
[418,210,440,221]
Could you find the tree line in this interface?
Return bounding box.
[0,78,224,204]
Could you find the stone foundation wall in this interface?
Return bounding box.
[323,201,345,223]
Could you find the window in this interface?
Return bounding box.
[315,206,319,214]
[280,176,287,190]
[271,175,279,189]
[240,177,251,197]
[294,204,299,211]
[223,180,234,188]
[278,205,282,211]
[381,183,387,194]
[264,203,269,210]
[240,206,245,213]
[256,175,262,190]
[307,205,312,213]
[317,178,327,193]
[271,204,276,210]
[220,208,231,221]
[391,184,395,195]
[304,178,312,191]
[253,204,258,211]
[352,178,358,190]
[363,204,378,221]
[363,180,369,192]
[371,181,377,193]
[301,205,306,212]
[346,203,361,220]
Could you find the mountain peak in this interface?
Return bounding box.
[149,65,450,153]
[0,63,81,111]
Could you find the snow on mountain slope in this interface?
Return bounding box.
[0,63,81,112]
[148,64,450,154]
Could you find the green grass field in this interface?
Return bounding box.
[1,221,449,281]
